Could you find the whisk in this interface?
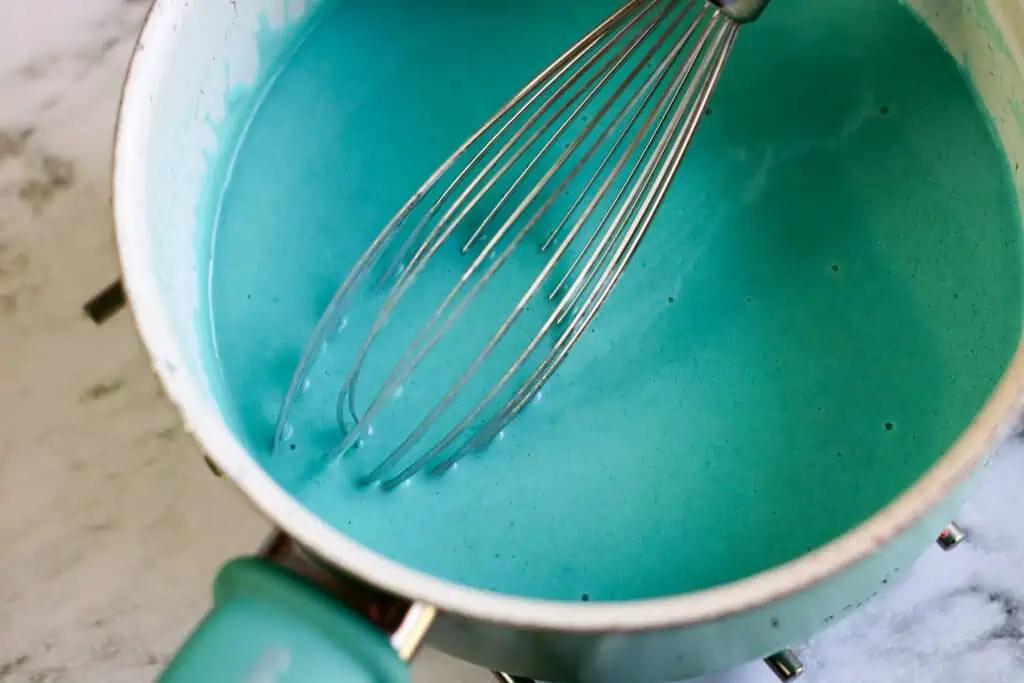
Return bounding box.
[274,0,770,489]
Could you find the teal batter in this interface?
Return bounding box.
[202,0,1023,602]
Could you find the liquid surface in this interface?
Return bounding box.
[205,0,1022,601]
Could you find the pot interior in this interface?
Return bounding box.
[127,0,1024,603]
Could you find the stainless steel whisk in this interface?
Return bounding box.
[275,0,770,489]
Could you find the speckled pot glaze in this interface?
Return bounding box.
[112,1,1024,681]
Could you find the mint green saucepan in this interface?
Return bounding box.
[112,0,1024,681]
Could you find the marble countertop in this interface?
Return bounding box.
[1,1,1022,682]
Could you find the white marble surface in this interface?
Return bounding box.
[0,1,1022,682]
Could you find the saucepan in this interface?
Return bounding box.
[112,0,1024,681]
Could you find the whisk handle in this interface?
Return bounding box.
[157,558,410,683]
[710,0,770,23]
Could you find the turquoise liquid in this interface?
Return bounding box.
[204,0,1023,602]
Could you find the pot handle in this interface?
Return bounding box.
[158,557,411,683]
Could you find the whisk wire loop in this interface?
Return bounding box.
[274,0,751,489]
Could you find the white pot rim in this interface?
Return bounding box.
[112,0,1024,633]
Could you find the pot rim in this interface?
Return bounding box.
[112,0,1024,633]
